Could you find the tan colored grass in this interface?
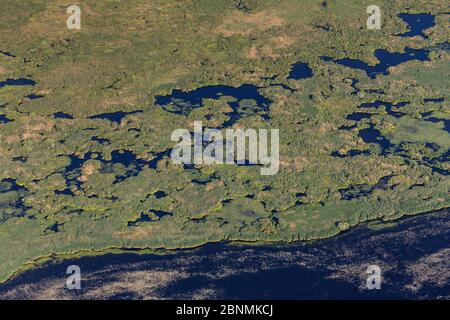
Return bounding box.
[22,117,55,140]
[270,35,295,48]
[247,46,258,59]
[215,10,285,36]
[0,65,9,74]
[79,163,97,182]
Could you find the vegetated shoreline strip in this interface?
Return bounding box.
[1,205,449,285]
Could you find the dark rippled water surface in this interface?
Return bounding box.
[0,209,448,300]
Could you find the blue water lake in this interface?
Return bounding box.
[397,13,435,38]
[288,62,313,80]
[154,60,312,128]
[0,78,35,88]
[0,114,11,123]
[155,84,273,128]
[321,47,430,79]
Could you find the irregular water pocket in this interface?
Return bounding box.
[321,47,430,79]
[397,13,435,38]
[0,78,36,88]
[155,84,272,128]
[287,62,313,80]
